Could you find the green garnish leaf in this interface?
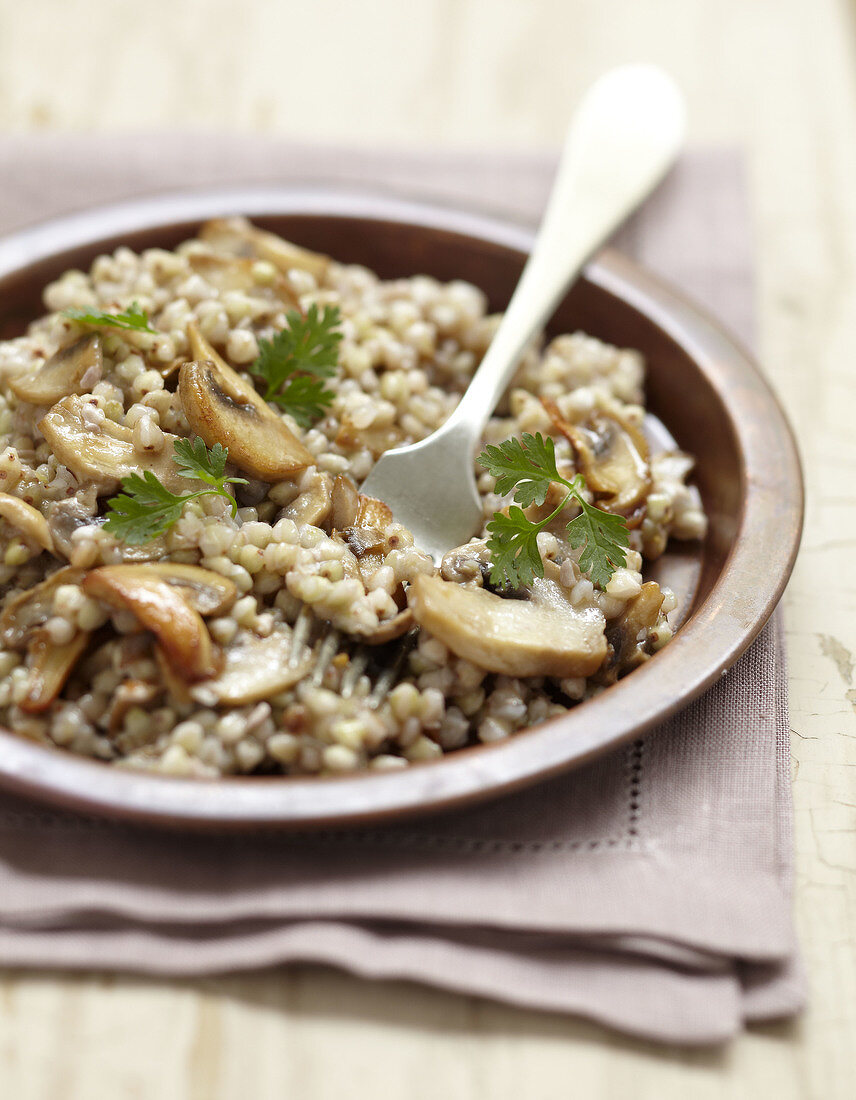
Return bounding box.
[102,471,188,545]
[250,303,342,425]
[173,437,230,487]
[477,431,630,591]
[479,432,561,508]
[485,506,547,590]
[103,439,248,544]
[276,375,336,429]
[567,499,631,589]
[64,301,155,334]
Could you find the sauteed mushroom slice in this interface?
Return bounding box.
[605,581,665,676]
[193,626,313,706]
[283,471,333,528]
[356,493,393,528]
[199,217,330,281]
[543,399,651,515]
[86,563,237,617]
[20,630,90,714]
[0,566,85,647]
[330,474,359,530]
[38,396,194,494]
[10,333,102,405]
[330,476,394,534]
[179,359,314,481]
[409,572,607,678]
[0,495,54,553]
[45,497,172,564]
[83,566,221,682]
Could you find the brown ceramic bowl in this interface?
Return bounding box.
[0,189,803,830]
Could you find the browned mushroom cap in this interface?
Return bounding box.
[179,356,313,481]
[605,581,665,676]
[83,566,221,682]
[199,217,330,281]
[0,495,54,553]
[38,396,195,494]
[193,626,313,706]
[20,630,90,714]
[86,563,237,616]
[0,566,85,648]
[10,334,102,406]
[408,571,608,678]
[543,399,651,515]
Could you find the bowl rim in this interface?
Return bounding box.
[0,186,804,830]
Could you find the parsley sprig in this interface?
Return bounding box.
[64,301,155,334]
[103,439,248,544]
[249,304,342,428]
[478,432,630,590]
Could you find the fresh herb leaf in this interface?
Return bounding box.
[250,304,342,425]
[64,301,155,334]
[479,432,561,507]
[103,440,248,544]
[173,437,230,486]
[477,432,630,590]
[567,499,630,588]
[485,506,546,589]
[276,375,336,429]
[102,472,188,545]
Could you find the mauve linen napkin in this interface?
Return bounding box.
[0,136,803,1045]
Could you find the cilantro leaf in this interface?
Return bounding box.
[478,432,630,591]
[250,304,342,425]
[103,472,187,544]
[485,506,546,589]
[566,499,630,588]
[103,439,248,544]
[173,437,229,485]
[478,432,561,507]
[64,301,155,334]
[277,375,336,429]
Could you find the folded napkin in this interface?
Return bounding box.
[0,137,803,1045]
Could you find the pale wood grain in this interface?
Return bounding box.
[0,0,854,1096]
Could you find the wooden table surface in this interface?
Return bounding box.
[0,0,854,1096]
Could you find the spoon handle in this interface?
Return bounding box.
[444,64,685,435]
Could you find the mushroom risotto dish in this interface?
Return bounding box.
[0,219,706,777]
